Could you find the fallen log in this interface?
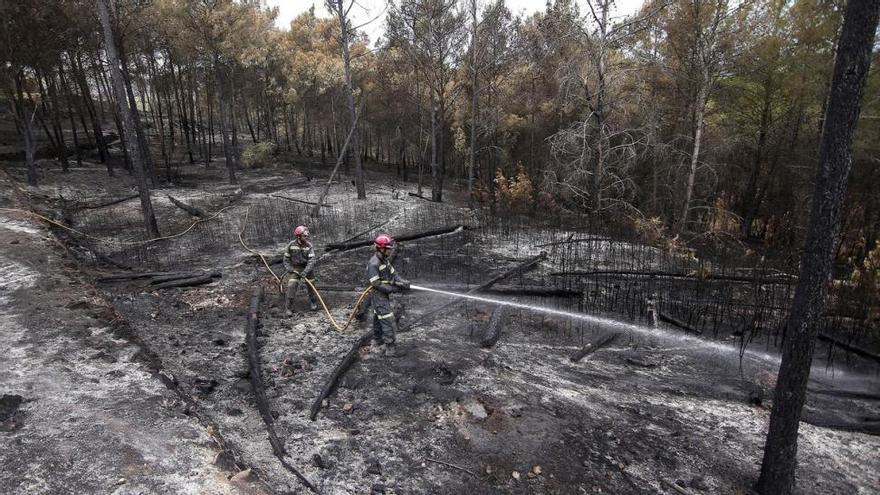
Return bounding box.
[310,253,548,420]
[407,192,436,202]
[808,387,880,401]
[800,416,880,436]
[78,193,139,210]
[309,331,373,421]
[151,274,217,290]
[325,225,464,251]
[480,306,507,348]
[93,252,132,270]
[661,478,694,495]
[271,194,334,208]
[550,269,796,285]
[149,271,220,284]
[244,287,318,492]
[536,236,613,248]
[817,333,880,364]
[335,219,392,246]
[658,312,702,335]
[625,357,658,368]
[167,195,204,217]
[96,292,271,491]
[98,271,183,282]
[569,332,619,362]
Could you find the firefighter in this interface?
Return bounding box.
[366,234,411,356]
[283,225,319,315]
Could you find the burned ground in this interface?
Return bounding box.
[1,158,878,494]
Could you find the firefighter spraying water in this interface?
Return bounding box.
[365,234,412,357]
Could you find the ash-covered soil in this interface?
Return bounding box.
[0,173,263,494]
[1,158,878,494]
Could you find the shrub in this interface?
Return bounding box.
[241,142,275,168]
[494,164,537,214]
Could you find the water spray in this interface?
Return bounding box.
[409,284,782,366]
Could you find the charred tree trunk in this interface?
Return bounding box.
[58,63,84,167]
[167,195,204,217]
[72,51,111,170]
[96,0,159,237]
[570,333,618,362]
[311,101,362,218]
[243,288,318,493]
[430,104,442,202]
[468,0,478,208]
[332,0,366,200]
[120,49,156,185]
[757,2,879,493]
[480,306,506,348]
[13,73,38,186]
[44,70,69,172]
[213,63,237,184]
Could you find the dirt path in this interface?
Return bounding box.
[0,179,264,494]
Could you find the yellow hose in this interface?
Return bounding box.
[300,277,374,332]
[236,208,373,332]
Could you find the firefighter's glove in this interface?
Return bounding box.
[394,279,412,291]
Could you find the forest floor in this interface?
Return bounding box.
[0,156,878,494]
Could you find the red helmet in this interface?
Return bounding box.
[374,234,394,249]
[294,225,309,238]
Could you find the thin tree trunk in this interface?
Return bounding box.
[213,63,236,183]
[592,0,610,214]
[96,0,159,237]
[741,72,776,238]
[171,62,194,164]
[76,51,112,171]
[757,2,879,493]
[13,74,38,185]
[468,0,478,208]
[283,104,292,151]
[120,49,156,185]
[678,66,709,235]
[59,63,83,167]
[44,70,69,171]
[333,0,366,199]
[431,103,441,202]
[312,101,363,218]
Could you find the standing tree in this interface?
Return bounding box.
[0,1,69,186]
[327,0,366,199]
[96,0,160,236]
[388,0,466,202]
[467,0,479,206]
[756,0,879,493]
[663,0,743,234]
[545,0,667,214]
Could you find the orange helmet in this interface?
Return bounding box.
[374,234,394,249]
[294,225,309,238]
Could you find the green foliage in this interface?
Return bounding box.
[491,164,555,215]
[241,142,275,169]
